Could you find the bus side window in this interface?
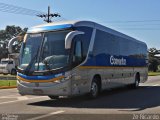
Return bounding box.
[73,40,83,64]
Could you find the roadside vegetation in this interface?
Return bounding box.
[0,80,17,87]
[148,72,160,76]
[0,74,17,87]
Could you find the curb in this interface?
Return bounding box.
[0,86,17,89]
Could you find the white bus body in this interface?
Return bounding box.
[17,21,148,98]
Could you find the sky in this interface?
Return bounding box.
[0,0,160,49]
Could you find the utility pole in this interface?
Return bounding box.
[37,6,61,23]
[47,6,50,23]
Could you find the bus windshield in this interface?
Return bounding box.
[19,31,70,72]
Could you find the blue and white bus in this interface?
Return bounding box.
[17,21,148,98]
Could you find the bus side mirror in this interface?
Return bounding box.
[65,31,84,49]
[8,37,18,54]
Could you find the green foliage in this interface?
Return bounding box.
[0,25,23,41]
[0,25,27,60]
[0,80,17,87]
[148,72,160,76]
[148,48,160,72]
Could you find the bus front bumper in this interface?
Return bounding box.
[17,80,71,96]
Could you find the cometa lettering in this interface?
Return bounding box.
[110,56,126,66]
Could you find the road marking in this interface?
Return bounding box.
[153,84,159,86]
[0,94,20,98]
[17,96,29,100]
[0,96,47,105]
[27,110,65,120]
[146,84,159,88]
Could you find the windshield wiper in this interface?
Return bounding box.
[24,48,40,75]
[43,60,51,71]
[42,59,55,74]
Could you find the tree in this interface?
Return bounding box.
[0,25,27,60]
[148,48,160,72]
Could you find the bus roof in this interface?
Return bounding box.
[27,20,147,46]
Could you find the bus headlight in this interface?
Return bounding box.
[57,74,71,83]
[60,75,72,82]
[54,77,67,83]
[60,78,66,82]
[54,72,72,83]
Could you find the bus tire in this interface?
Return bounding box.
[130,73,140,89]
[89,78,100,98]
[48,96,59,99]
[3,73,8,75]
[11,69,17,75]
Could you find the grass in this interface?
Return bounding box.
[148,72,160,76]
[0,80,17,87]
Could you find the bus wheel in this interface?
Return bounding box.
[48,96,59,99]
[11,69,17,75]
[89,79,99,98]
[3,73,8,75]
[135,74,140,88]
[131,73,140,89]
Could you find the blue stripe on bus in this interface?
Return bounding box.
[28,24,73,33]
[17,72,65,80]
[84,54,147,67]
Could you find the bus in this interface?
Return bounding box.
[17,21,148,99]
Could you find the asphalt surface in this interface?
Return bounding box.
[0,76,160,120]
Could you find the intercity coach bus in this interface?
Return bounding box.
[17,21,148,98]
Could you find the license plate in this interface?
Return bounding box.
[33,89,43,94]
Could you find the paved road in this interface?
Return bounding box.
[0,76,160,120]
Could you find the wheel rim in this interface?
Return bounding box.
[11,69,16,74]
[135,78,139,87]
[91,82,98,97]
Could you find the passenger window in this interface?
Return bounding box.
[8,61,13,64]
[73,40,82,64]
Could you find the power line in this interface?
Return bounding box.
[101,20,160,23]
[2,2,160,25]
[115,28,160,30]
[0,2,62,23]
[0,2,45,15]
[105,23,160,26]
[0,2,46,16]
[101,21,160,31]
